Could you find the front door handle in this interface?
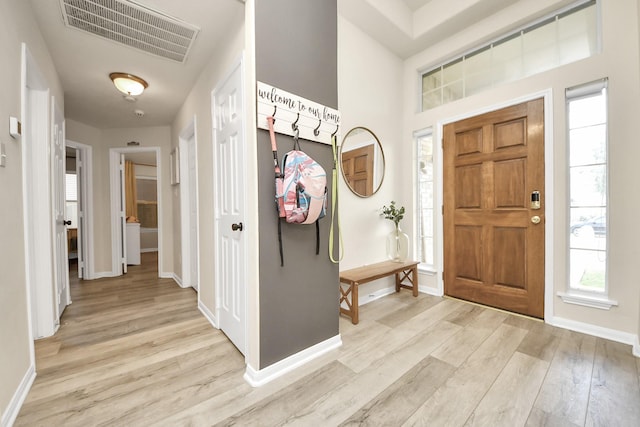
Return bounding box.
[231,222,243,231]
[63,220,72,226]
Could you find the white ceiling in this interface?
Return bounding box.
[30,0,245,129]
[29,0,573,130]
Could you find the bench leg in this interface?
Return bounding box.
[340,282,359,324]
[396,267,419,297]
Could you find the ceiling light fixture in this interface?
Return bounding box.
[109,72,148,96]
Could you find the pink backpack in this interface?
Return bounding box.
[267,116,327,266]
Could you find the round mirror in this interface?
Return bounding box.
[340,127,385,197]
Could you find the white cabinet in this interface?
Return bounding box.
[126,222,141,265]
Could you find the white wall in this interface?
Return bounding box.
[401,0,640,340]
[0,1,64,423]
[171,4,245,346]
[337,16,405,299]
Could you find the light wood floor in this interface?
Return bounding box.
[15,254,640,426]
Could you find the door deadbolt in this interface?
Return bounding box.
[531,191,541,210]
[531,216,541,224]
[231,222,243,231]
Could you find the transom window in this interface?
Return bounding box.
[422,0,598,111]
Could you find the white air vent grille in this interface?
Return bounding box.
[60,0,199,62]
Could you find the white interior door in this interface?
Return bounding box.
[214,60,246,354]
[188,135,199,291]
[75,148,85,279]
[52,100,70,319]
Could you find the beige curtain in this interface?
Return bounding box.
[125,161,138,221]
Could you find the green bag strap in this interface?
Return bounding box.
[329,133,344,263]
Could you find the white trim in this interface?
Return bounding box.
[159,272,173,279]
[198,300,219,329]
[140,248,158,253]
[633,336,640,358]
[1,365,35,427]
[243,335,342,387]
[435,90,554,319]
[172,273,185,288]
[357,287,396,306]
[557,292,618,310]
[93,271,118,279]
[179,117,199,291]
[547,315,637,349]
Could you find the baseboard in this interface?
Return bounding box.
[172,273,186,288]
[634,336,640,358]
[159,272,173,279]
[93,271,117,279]
[547,315,638,351]
[198,300,218,329]
[244,334,342,387]
[1,364,35,427]
[419,285,442,296]
[357,287,395,306]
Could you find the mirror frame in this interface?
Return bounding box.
[340,127,385,198]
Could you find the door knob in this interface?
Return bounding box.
[231,222,243,231]
[531,216,541,224]
[63,220,72,226]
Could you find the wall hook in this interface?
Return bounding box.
[291,113,300,131]
[313,119,322,136]
[331,124,339,138]
[270,105,277,122]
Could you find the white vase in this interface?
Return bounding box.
[386,225,409,262]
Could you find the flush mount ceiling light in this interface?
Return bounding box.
[109,72,148,97]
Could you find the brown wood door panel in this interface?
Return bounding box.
[341,144,374,196]
[444,98,545,318]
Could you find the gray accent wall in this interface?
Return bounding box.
[255,0,339,369]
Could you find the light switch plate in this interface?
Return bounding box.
[0,142,6,167]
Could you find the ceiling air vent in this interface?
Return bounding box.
[59,0,200,63]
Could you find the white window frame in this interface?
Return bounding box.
[558,78,617,310]
[415,128,435,271]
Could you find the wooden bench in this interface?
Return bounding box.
[339,260,419,324]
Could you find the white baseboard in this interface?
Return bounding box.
[159,272,173,279]
[547,315,638,350]
[93,271,117,279]
[419,285,442,296]
[244,334,342,387]
[357,287,395,306]
[172,273,186,288]
[1,364,35,427]
[634,336,640,358]
[198,300,218,329]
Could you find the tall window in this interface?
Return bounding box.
[416,130,434,268]
[567,78,608,294]
[422,0,598,110]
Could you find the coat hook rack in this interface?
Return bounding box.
[257,81,340,145]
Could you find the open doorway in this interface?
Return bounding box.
[109,147,162,276]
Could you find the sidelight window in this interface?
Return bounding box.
[416,129,434,268]
[566,78,608,296]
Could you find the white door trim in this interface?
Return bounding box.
[109,147,162,276]
[435,89,554,320]
[179,117,200,291]
[66,140,95,280]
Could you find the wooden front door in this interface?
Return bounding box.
[341,144,374,196]
[443,98,545,318]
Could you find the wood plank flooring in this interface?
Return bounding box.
[15,254,640,426]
